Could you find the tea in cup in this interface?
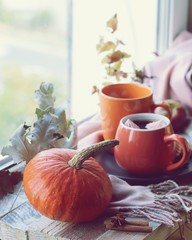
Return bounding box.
[99,83,171,140]
[114,113,191,176]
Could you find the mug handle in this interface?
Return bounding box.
[164,134,191,171]
[152,101,172,119]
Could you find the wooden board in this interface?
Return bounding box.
[0,179,189,240]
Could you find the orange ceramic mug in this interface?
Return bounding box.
[99,83,171,140]
[114,113,191,176]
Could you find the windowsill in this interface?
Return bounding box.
[0,155,14,171]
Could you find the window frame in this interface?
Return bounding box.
[156,0,189,54]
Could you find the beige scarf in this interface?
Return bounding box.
[109,175,192,226]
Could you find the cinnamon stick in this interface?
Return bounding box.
[126,220,149,226]
[104,216,152,233]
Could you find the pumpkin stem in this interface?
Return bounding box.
[68,139,119,169]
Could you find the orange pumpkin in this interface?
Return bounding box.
[23,139,119,223]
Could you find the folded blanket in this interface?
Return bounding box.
[78,116,192,227]
[144,31,192,115]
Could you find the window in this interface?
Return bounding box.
[0,0,189,166]
[71,0,158,121]
[71,0,189,121]
[156,0,189,54]
[0,0,69,148]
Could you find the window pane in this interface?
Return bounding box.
[0,0,69,147]
[71,0,158,121]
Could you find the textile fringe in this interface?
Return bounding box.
[119,205,181,226]
[149,180,192,196]
[120,180,192,226]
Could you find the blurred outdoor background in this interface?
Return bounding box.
[0,0,69,147]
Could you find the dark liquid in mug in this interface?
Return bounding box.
[133,120,153,129]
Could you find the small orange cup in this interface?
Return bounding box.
[114,113,191,176]
[99,83,171,140]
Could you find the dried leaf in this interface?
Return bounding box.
[96,41,116,53]
[102,50,130,64]
[135,69,145,79]
[113,61,122,70]
[106,14,118,33]
[105,66,116,77]
[91,85,99,95]
[116,71,128,80]
[105,63,128,80]
[0,170,23,199]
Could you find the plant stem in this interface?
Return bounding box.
[68,139,119,169]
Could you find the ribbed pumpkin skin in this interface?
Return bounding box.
[23,148,112,223]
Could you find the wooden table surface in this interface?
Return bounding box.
[0,119,192,240]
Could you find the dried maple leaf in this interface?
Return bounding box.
[0,170,23,199]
